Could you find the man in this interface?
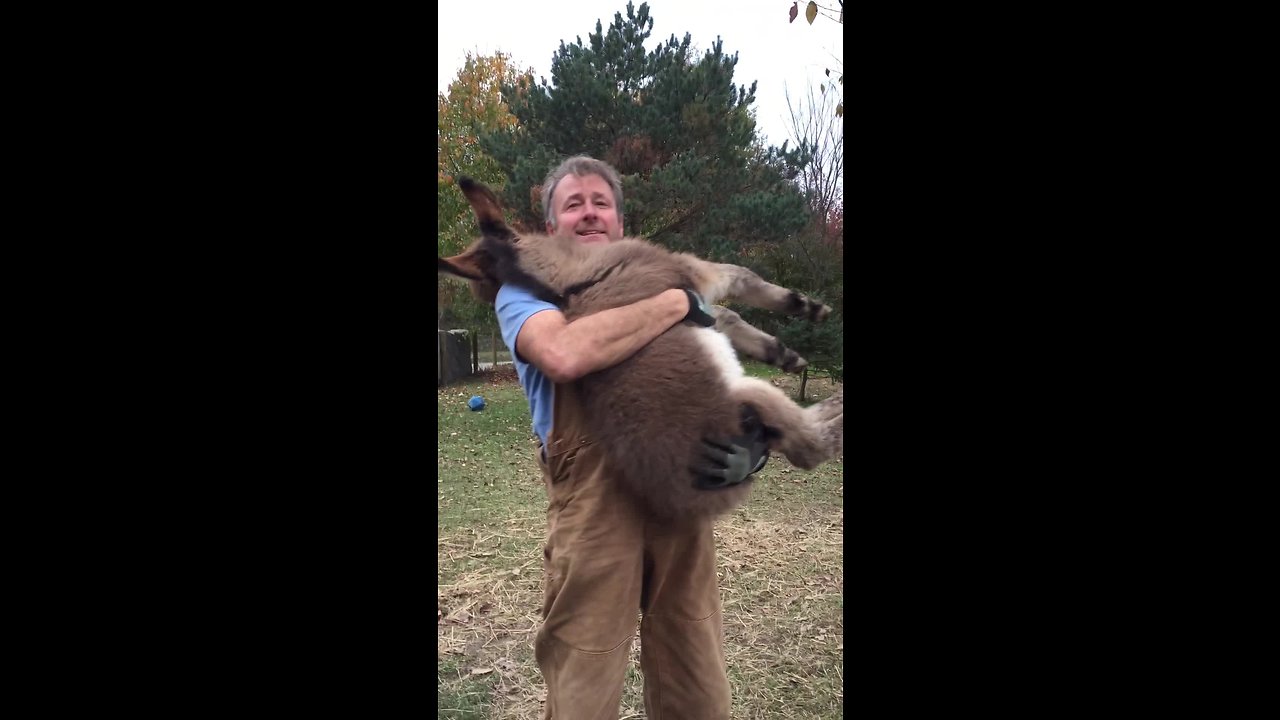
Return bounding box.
[495,155,766,719]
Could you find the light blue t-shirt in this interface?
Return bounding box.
[495,284,558,447]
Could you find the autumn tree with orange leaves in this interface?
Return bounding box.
[437,51,534,331]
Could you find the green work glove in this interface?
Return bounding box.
[691,406,770,489]
[683,288,716,327]
[692,438,769,489]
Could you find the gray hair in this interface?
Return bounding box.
[541,155,624,229]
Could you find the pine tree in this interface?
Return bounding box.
[473,2,843,381]
[481,2,812,263]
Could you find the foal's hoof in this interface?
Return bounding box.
[780,350,808,373]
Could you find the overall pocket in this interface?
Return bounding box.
[542,436,596,512]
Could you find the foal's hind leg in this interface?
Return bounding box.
[730,378,843,469]
[806,386,844,424]
[700,263,832,321]
[710,305,808,373]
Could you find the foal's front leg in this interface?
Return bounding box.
[701,263,832,321]
[710,306,808,373]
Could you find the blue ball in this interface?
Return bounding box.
[467,395,486,411]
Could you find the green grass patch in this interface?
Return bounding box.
[739,359,778,378]
[438,655,499,718]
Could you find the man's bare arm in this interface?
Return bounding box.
[516,288,688,383]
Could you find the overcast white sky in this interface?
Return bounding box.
[437,0,843,151]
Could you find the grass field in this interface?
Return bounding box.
[438,362,844,718]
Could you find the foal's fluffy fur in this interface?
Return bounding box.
[439,177,843,521]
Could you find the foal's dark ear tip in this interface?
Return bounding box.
[458,176,478,191]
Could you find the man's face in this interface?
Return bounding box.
[547,173,623,245]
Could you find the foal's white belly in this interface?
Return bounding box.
[692,327,745,387]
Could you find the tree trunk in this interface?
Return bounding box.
[491,330,498,368]
[797,366,809,402]
[471,331,479,374]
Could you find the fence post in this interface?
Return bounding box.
[471,331,479,374]
[438,330,447,386]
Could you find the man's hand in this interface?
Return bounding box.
[691,435,769,490]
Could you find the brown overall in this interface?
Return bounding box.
[533,379,732,720]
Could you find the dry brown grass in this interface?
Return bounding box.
[439,364,843,718]
[437,521,547,718]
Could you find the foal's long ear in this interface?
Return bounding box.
[438,246,488,280]
[458,176,517,239]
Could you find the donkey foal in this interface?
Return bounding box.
[439,177,843,522]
